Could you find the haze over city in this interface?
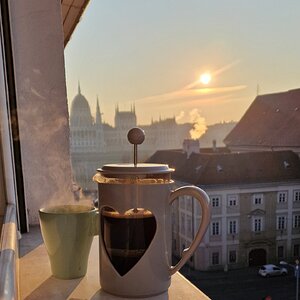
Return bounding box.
[65,0,300,128]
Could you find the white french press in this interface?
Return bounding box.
[93,127,211,298]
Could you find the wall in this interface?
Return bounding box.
[9,0,73,224]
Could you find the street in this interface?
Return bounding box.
[180,265,297,300]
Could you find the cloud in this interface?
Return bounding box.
[132,60,245,126]
[137,85,247,105]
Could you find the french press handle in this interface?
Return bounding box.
[169,186,211,275]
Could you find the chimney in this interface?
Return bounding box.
[212,139,217,152]
[183,139,200,158]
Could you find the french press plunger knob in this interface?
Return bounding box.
[127,127,145,166]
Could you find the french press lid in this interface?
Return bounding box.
[93,127,174,182]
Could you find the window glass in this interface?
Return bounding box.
[186,215,192,235]
[277,216,286,230]
[227,195,238,207]
[212,252,219,265]
[0,30,10,229]
[253,194,263,205]
[277,246,284,258]
[253,217,263,232]
[180,213,185,234]
[211,196,221,208]
[211,221,220,236]
[228,220,237,234]
[229,250,237,263]
[294,215,300,228]
[277,191,287,203]
[294,191,300,202]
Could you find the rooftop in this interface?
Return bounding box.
[147,150,300,187]
[224,89,300,148]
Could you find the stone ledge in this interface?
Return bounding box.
[19,234,210,299]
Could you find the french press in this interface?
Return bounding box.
[93,128,211,298]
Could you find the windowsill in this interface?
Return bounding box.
[19,226,210,299]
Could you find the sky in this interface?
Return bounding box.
[65,0,300,128]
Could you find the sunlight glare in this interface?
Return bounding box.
[199,73,212,85]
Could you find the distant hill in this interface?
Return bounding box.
[199,121,237,148]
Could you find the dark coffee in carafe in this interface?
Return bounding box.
[101,208,156,276]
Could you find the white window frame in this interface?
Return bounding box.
[253,194,263,205]
[212,252,220,265]
[228,219,238,234]
[228,250,237,264]
[277,216,286,230]
[227,194,238,207]
[277,246,284,258]
[211,221,220,236]
[294,215,300,228]
[294,190,300,202]
[252,217,263,232]
[211,195,221,208]
[277,191,287,203]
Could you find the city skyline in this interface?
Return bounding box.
[65,0,300,127]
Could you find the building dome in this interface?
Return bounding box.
[70,85,93,127]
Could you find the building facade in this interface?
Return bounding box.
[148,149,300,271]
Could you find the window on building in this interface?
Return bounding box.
[179,198,185,209]
[294,215,300,228]
[229,250,237,263]
[180,213,185,233]
[186,196,192,211]
[212,252,219,265]
[211,196,221,208]
[252,217,263,232]
[294,244,300,257]
[277,191,287,203]
[253,194,263,205]
[227,195,238,207]
[277,216,286,230]
[228,220,237,234]
[294,190,300,202]
[186,216,192,235]
[211,221,220,236]
[277,246,284,258]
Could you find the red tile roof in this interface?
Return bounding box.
[224,89,300,147]
[147,150,300,187]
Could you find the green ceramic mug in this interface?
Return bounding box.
[39,204,98,279]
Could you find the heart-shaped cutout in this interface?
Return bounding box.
[101,207,156,276]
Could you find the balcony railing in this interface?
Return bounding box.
[0,204,18,300]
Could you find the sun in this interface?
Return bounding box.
[199,73,212,85]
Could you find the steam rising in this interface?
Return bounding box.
[16,75,91,224]
[189,109,207,140]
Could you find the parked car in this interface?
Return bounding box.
[258,264,288,277]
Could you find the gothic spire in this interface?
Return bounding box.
[78,81,81,94]
[95,95,102,125]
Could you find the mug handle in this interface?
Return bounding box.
[169,186,211,275]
